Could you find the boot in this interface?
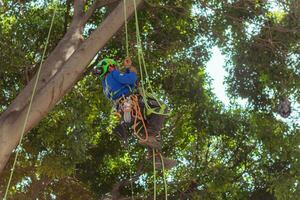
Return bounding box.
[139,135,162,150]
[114,122,130,142]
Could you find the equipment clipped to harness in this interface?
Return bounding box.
[122,97,132,123]
[115,95,136,121]
[142,91,168,116]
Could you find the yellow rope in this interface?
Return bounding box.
[126,145,135,200]
[3,2,57,199]
[152,149,157,200]
[123,1,134,199]
[123,0,129,57]
[159,153,168,200]
[133,0,145,93]
[132,1,169,199]
[132,0,169,116]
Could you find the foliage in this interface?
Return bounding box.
[0,0,299,199]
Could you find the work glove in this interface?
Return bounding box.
[124,57,132,68]
[124,57,138,74]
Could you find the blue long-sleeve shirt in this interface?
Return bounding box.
[102,69,137,100]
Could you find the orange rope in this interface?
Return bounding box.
[130,94,148,142]
[115,94,149,142]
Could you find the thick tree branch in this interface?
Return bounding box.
[1,0,90,123]
[28,175,51,199]
[112,162,144,200]
[0,0,144,174]
[73,0,86,20]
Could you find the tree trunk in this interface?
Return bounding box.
[1,1,87,119]
[0,0,143,174]
[3,26,83,117]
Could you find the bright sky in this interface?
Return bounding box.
[204,1,285,107]
[207,48,299,126]
[205,47,230,105]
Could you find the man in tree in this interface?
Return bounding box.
[93,58,176,170]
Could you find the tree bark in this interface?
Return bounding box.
[0,0,143,174]
[1,12,84,121]
[2,0,120,118]
[28,175,51,199]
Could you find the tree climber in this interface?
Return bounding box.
[93,58,176,170]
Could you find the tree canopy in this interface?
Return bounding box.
[0,0,299,199]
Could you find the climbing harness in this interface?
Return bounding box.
[116,93,167,147]
[122,97,133,123]
[130,94,149,142]
[3,2,57,200]
[104,77,134,100]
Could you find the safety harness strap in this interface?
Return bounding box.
[104,77,133,101]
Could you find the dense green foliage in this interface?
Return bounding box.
[0,0,299,199]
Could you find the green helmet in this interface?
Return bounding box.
[95,58,118,79]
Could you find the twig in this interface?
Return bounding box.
[81,0,120,26]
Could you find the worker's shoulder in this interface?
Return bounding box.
[111,69,122,76]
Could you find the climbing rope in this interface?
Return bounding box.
[116,94,149,142]
[151,151,168,200]
[130,94,149,142]
[159,153,168,200]
[132,0,168,117]
[121,1,169,199]
[125,145,135,200]
[118,94,170,199]
[123,0,129,57]
[152,149,157,200]
[3,2,57,200]
[132,0,169,199]
[123,1,134,198]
